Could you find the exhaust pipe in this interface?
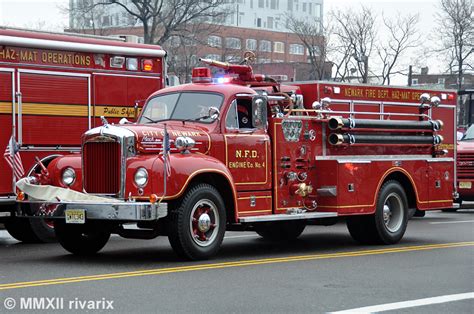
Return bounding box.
[328,133,444,146]
[328,117,443,131]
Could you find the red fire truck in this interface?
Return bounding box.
[15,57,457,260]
[0,28,166,242]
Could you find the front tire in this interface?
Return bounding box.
[54,220,110,255]
[347,181,408,244]
[168,184,226,260]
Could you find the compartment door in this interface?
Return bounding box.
[17,70,90,146]
[0,68,15,195]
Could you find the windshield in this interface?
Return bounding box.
[461,125,474,141]
[139,92,224,124]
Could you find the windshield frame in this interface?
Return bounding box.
[138,91,225,124]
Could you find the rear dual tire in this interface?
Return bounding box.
[347,181,408,245]
[5,217,56,243]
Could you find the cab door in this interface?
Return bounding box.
[223,98,271,191]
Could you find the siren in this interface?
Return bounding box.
[192,67,212,83]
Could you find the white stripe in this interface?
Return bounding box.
[430,220,474,225]
[224,234,259,239]
[331,292,474,313]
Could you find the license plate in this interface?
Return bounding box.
[65,209,86,224]
[459,181,472,189]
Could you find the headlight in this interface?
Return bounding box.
[62,167,76,186]
[134,168,148,187]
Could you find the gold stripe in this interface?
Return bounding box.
[237,196,272,200]
[239,209,272,214]
[0,242,471,291]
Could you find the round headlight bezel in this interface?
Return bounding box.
[134,167,148,187]
[62,167,76,186]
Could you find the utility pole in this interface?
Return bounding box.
[408,65,412,86]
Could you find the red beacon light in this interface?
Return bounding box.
[192,67,212,83]
[142,59,153,72]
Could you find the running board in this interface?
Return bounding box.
[239,212,338,223]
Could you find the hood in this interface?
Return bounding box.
[122,123,212,154]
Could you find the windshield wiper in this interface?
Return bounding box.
[141,116,170,124]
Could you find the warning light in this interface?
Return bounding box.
[192,67,212,83]
[142,59,153,72]
[149,193,158,204]
[447,94,455,100]
[16,191,25,201]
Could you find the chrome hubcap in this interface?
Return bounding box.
[383,192,404,233]
[198,213,211,232]
[190,199,219,247]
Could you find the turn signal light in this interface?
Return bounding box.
[149,193,158,204]
[17,191,25,201]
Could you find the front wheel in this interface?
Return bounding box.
[54,220,110,255]
[347,181,408,244]
[168,184,226,260]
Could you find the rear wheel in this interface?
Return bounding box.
[347,181,408,244]
[256,221,306,241]
[5,218,40,243]
[55,220,110,255]
[168,184,226,260]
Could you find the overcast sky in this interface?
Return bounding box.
[0,0,443,81]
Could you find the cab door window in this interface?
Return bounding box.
[226,99,254,130]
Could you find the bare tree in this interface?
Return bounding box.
[331,7,377,83]
[436,0,473,90]
[87,0,229,45]
[377,14,420,85]
[65,1,111,35]
[286,15,328,80]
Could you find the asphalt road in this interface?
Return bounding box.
[0,207,473,314]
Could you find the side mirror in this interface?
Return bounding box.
[208,107,220,121]
[252,95,268,129]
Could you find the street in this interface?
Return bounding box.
[0,208,473,313]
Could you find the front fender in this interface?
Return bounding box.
[155,153,237,202]
[45,154,82,190]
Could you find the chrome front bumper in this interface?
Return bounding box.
[16,200,167,221]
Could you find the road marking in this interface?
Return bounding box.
[429,220,474,224]
[224,234,259,239]
[0,242,472,291]
[331,292,474,313]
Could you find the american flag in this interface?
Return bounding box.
[162,125,171,177]
[4,135,24,179]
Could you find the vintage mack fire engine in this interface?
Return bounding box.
[16,57,457,260]
[0,28,166,242]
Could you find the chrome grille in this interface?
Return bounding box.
[83,141,121,194]
[457,153,474,179]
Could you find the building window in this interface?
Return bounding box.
[206,54,221,61]
[258,0,264,8]
[256,17,262,27]
[246,38,257,50]
[267,16,274,29]
[289,44,304,55]
[259,40,271,52]
[208,35,222,48]
[315,4,321,18]
[270,0,277,9]
[274,41,285,53]
[288,0,293,11]
[258,58,271,64]
[167,36,181,48]
[412,78,419,85]
[226,37,242,49]
[438,78,446,85]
